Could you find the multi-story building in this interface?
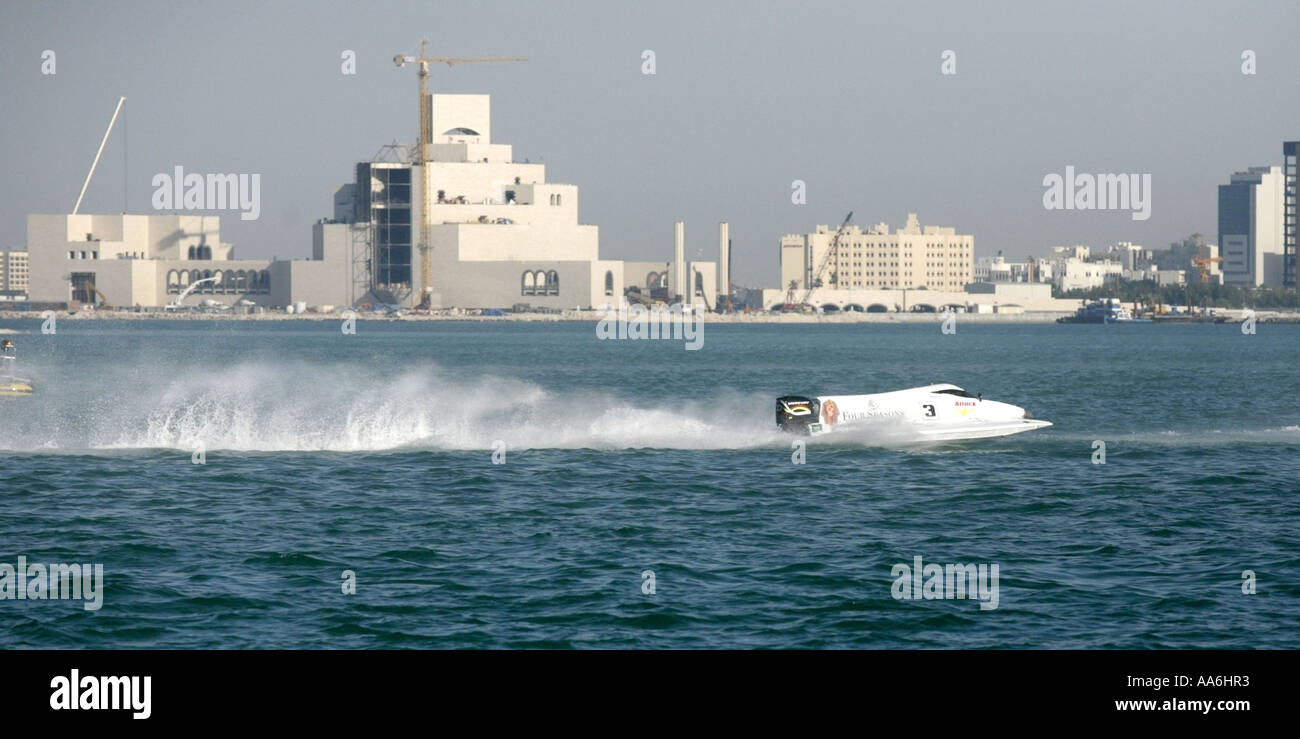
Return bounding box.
[1052,257,1123,292]
[1106,242,1152,271]
[1218,165,1284,287]
[779,213,973,296]
[0,250,28,298]
[1284,142,1298,289]
[23,92,720,311]
[322,93,716,310]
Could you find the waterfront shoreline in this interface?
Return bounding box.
[0,309,1078,324]
[5,309,1299,324]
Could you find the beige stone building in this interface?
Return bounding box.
[780,213,974,297]
[22,92,722,311]
[24,213,354,309]
[332,93,718,310]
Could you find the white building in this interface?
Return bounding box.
[1106,242,1152,271]
[1123,265,1187,286]
[779,213,973,298]
[24,213,353,309]
[23,93,721,312]
[973,254,1045,283]
[1052,257,1123,292]
[1218,165,1284,287]
[322,94,716,310]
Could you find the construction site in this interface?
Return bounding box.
[18,41,733,314]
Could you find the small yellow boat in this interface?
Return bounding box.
[1,339,33,397]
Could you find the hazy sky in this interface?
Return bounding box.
[2,0,1297,286]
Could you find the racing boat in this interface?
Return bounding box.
[776,384,1049,441]
[0,339,33,397]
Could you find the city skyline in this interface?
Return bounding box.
[1,0,1297,287]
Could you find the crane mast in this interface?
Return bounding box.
[394,40,525,308]
[799,211,853,307]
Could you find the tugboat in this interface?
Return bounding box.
[1057,298,1151,324]
[0,339,33,397]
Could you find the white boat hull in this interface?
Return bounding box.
[778,384,1051,442]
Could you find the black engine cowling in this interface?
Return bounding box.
[776,396,820,433]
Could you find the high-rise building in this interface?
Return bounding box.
[1284,142,1298,289]
[1218,165,1285,287]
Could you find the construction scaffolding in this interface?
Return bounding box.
[352,142,416,306]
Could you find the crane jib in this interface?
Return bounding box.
[799,211,852,306]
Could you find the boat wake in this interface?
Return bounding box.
[2,359,1296,454]
[1,361,790,453]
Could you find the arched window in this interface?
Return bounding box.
[535,270,548,295]
[695,271,704,295]
[200,245,212,260]
[261,270,270,292]
[235,270,247,292]
[167,270,180,294]
[224,270,236,293]
[555,194,562,207]
[522,271,536,296]
[187,246,196,259]
[546,270,559,296]
[604,271,614,296]
[201,270,213,292]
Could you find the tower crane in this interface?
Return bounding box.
[1192,256,1222,283]
[394,39,526,309]
[796,211,853,309]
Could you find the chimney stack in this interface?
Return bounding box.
[718,222,730,308]
[674,221,686,303]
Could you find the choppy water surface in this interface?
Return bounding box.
[1,319,1297,647]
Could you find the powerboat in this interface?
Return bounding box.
[0,339,33,397]
[776,383,1050,441]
